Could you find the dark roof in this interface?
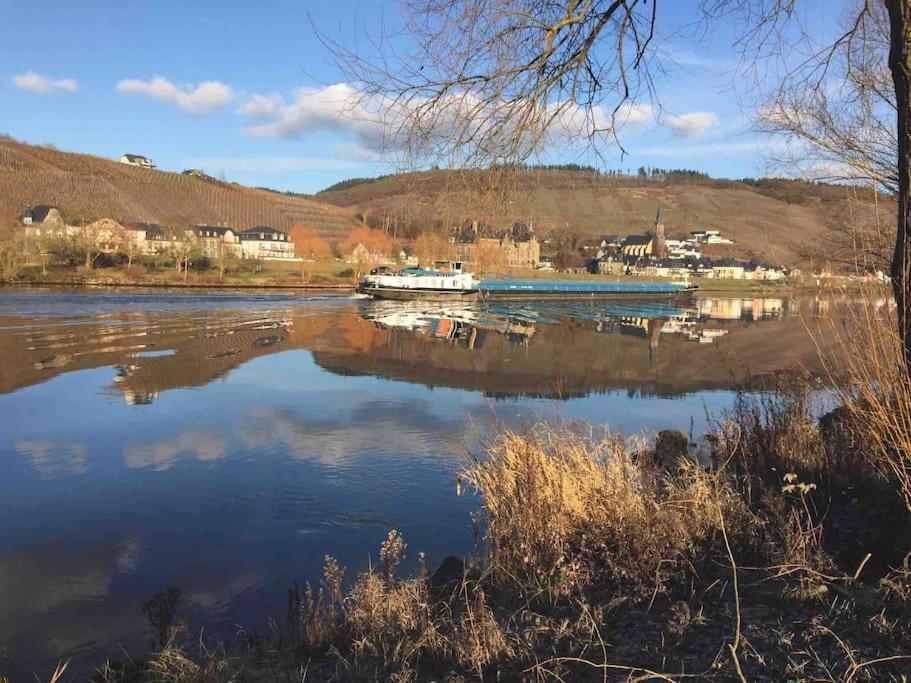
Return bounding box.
[194,225,235,236]
[654,258,689,268]
[622,234,653,246]
[600,234,620,243]
[27,205,58,223]
[123,154,150,162]
[237,226,288,240]
[122,222,166,237]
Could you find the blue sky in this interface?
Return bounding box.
[0,0,846,193]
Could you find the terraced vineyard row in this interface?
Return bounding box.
[0,139,359,239]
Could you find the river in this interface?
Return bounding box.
[0,287,849,678]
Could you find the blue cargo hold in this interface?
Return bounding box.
[479,279,689,296]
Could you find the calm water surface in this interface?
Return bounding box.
[0,287,841,678]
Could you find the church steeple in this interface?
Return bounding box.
[653,204,667,259]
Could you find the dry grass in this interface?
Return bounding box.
[818,285,911,513]
[463,425,755,597]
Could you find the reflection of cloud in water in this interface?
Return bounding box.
[178,567,264,618]
[124,431,226,470]
[239,400,470,466]
[15,440,88,476]
[115,537,143,576]
[0,535,145,664]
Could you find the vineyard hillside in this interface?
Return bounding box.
[0,138,361,239]
[316,169,885,265]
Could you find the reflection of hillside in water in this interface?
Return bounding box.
[315,296,832,398]
[0,295,841,401]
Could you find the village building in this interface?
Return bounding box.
[192,226,241,258]
[237,226,298,261]
[347,242,395,266]
[82,218,130,254]
[639,258,693,279]
[451,221,540,269]
[599,235,622,251]
[120,154,155,168]
[620,207,667,259]
[688,229,734,245]
[133,223,185,254]
[21,205,68,236]
[745,260,786,281]
[591,255,629,275]
[711,258,747,279]
[621,234,655,258]
[537,254,556,271]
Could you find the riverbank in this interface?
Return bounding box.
[2,262,886,297]
[76,378,911,683]
[6,261,358,289]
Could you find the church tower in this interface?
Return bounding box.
[653,205,667,259]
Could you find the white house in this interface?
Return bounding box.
[120,154,155,168]
[237,226,299,261]
[689,229,734,245]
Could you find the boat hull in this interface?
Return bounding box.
[358,286,480,302]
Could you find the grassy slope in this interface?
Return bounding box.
[316,169,879,265]
[0,138,360,239]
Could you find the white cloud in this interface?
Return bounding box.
[239,83,379,141]
[12,71,78,94]
[636,139,784,158]
[237,83,654,162]
[235,93,285,119]
[116,76,233,115]
[615,102,654,125]
[664,111,719,137]
[182,156,361,173]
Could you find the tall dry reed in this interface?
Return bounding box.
[462,424,755,596]
[817,285,911,513]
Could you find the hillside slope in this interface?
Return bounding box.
[0,139,359,239]
[317,170,882,264]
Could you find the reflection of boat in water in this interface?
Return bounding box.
[357,262,480,301]
[362,301,537,348]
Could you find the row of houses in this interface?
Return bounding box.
[592,254,786,280]
[20,205,299,261]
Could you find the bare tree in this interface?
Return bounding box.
[757,1,897,190]
[316,0,662,169]
[0,223,32,281]
[321,0,911,362]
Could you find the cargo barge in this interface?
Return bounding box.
[357,263,696,302]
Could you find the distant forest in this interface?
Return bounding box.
[317,165,713,195]
[316,165,883,207]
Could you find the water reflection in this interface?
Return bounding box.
[0,288,854,678]
[0,292,836,402]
